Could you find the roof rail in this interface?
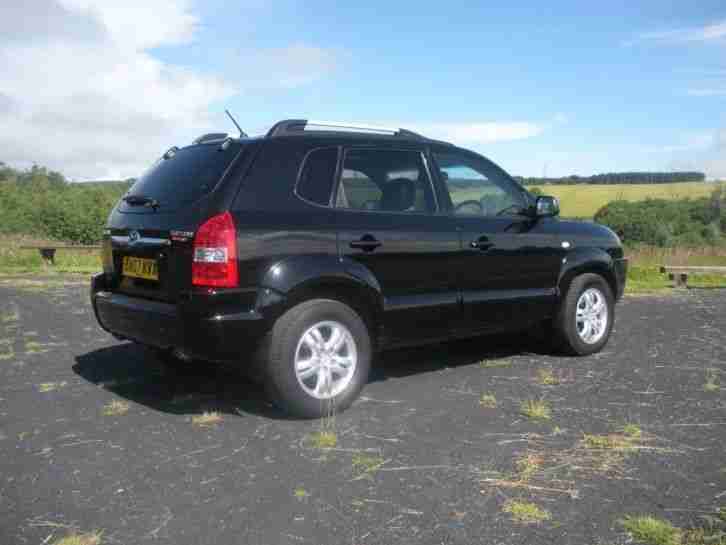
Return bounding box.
[265,119,426,140]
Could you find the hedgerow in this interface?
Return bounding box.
[594,187,725,247]
[0,163,130,244]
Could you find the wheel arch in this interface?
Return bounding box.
[558,247,618,301]
[255,255,384,348]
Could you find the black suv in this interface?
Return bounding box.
[91,119,627,418]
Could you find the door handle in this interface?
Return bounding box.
[350,236,382,252]
[470,239,494,251]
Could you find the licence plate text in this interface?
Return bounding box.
[122,256,159,281]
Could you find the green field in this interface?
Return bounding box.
[528,181,725,218]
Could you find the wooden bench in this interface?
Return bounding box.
[660,265,726,288]
[20,245,101,265]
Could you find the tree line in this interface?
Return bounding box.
[515,171,706,186]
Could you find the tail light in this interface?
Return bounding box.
[192,211,238,287]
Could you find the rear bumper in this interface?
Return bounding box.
[91,273,270,363]
[614,257,628,300]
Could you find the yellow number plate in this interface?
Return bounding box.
[122,256,159,281]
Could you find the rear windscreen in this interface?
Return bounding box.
[121,141,246,212]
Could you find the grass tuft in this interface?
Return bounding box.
[582,433,637,451]
[515,453,545,481]
[621,423,643,438]
[52,531,102,545]
[479,393,497,408]
[520,399,551,420]
[191,411,222,427]
[704,369,721,393]
[25,341,48,354]
[619,515,682,545]
[536,368,560,385]
[352,453,386,478]
[1,309,19,323]
[308,430,337,449]
[0,346,15,361]
[502,500,551,524]
[102,400,130,416]
[38,381,67,392]
[293,487,310,499]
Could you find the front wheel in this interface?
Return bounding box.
[555,273,614,356]
[262,299,372,418]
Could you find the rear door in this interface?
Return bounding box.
[335,147,460,346]
[104,140,251,302]
[430,148,563,333]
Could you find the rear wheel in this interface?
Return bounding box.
[555,273,614,356]
[262,299,372,418]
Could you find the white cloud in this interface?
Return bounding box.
[58,0,199,50]
[0,1,340,179]
[0,0,228,179]
[402,113,567,147]
[628,19,726,46]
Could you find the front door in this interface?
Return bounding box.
[430,148,563,333]
[335,147,460,346]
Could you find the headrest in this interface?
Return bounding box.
[381,178,416,211]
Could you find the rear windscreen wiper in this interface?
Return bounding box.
[123,195,160,209]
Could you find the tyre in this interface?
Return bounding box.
[262,299,372,418]
[554,273,614,356]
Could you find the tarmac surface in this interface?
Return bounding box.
[1,276,725,544]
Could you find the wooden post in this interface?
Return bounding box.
[39,248,56,266]
[668,273,688,288]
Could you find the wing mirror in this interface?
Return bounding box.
[535,196,560,218]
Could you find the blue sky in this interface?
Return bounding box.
[1,1,725,179]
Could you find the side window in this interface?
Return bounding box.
[335,149,436,213]
[433,152,527,216]
[336,169,381,209]
[296,147,339,206]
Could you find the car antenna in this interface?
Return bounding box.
[225,109,247,138]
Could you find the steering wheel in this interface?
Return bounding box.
[454,200,483,214]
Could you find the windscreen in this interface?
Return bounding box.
[121,141,245,212]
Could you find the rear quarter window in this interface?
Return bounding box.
[296,147,339,206]
[122,141,244,212]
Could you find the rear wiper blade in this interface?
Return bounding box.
[123,195,160,209]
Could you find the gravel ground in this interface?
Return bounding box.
[1,277,724,545]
